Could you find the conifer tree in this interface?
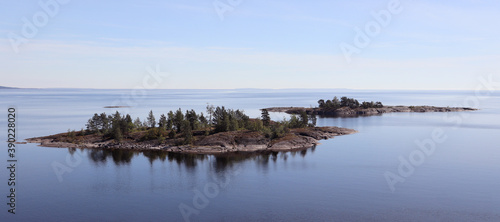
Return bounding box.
[147,110,156,128]
[261,109,271,127]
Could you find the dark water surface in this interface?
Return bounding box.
[1,89,499,221]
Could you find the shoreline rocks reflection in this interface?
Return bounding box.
[69,145,317,169]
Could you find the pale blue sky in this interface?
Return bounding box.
[1,0,499,89]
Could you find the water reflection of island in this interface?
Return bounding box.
[72,146,316,169]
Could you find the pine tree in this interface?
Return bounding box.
[111,111,123,141]
[158,114,167,129]
[100,113,110,134]
[199,112,208,129]
[213,106,229,132]
[318,99,325,108]
[299,111,309,128]
[123,114,134,134]
[185,109,199,130]
[174,109,184,132]
[86,113,99,132]
[167,111,174,130]
[206,104,215,126]
[182,120,193,145]
[147,110,156,128]
[133,117,142,129]
[310,113,317,127]
[332,96,340,109]
[261,109,271,127]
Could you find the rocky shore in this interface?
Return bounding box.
[26,126,357,154]
[265,106,477,116]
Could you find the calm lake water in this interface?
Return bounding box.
[1,89,499,221]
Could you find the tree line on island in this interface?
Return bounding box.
[317,96,383,110]
[81,105,317,145]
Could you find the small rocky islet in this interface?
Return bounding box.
[265,105,476,116]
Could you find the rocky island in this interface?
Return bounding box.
[26,105,356,154]
[26,126,356,154]
[26,97,476,154]
[266,96,477,117]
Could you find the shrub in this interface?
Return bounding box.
[143,128,161,141]
[168,130,176,139]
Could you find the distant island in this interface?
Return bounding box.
[26,97,477,154]
[0,86,18,89]
[266,96,477,117]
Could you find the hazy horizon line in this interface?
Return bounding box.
[1,86,493,91]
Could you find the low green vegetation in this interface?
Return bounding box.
[84,105,317,144]
[317,96,383,110]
